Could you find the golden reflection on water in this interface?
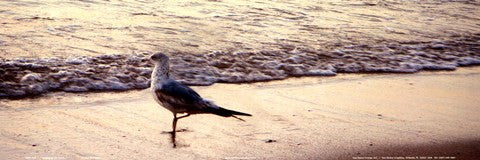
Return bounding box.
[0,0,479,58]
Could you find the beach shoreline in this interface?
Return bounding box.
[1,0,480,99]
[1,0,479,159]
[1,67,479,159]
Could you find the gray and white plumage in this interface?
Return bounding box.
[150,53,251,147]
[150,53,251,117]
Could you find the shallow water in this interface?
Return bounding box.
[1,0,480,98]
[1,0,479,58]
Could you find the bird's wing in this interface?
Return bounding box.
[155,80,204,110]
[155,80,252,116]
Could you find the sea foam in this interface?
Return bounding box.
[0,35,479,98]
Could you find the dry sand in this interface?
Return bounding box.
[1,67,480,159]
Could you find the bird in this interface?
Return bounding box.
[149,53,251,147]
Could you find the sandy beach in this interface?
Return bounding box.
[1,67,479,159]
[1,0,479,159]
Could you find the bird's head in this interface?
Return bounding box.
[150,53,169,64]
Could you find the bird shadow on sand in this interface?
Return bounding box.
[161,128,192,134]
[161,129,192,148]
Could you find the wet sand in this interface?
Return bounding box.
[1,67,479,159]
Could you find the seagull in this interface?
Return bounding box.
[149,53,251,147]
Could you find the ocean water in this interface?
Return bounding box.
[0,0,479,98]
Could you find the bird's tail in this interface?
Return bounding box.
[202,100,252,117]
[209,107,252,117]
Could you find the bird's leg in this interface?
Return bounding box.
[169,113,190,134]
[171,113,177,148]
[177,113,190,120]
[172,113,178,133]
[173,113,191,132]
[170,113,190,148]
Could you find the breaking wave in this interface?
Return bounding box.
[1,35,479,99]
